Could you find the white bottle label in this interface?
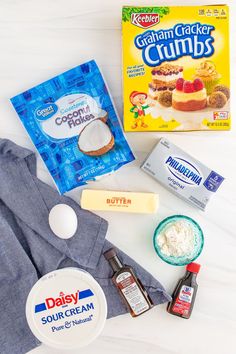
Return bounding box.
[116,272,149,315]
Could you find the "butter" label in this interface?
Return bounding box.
[81,190,159,214]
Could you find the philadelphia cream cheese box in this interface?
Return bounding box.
[141,138,224,211]
[26,268,107,350]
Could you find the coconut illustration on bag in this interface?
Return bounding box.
[37,93,114,156]
[78,119,114,156]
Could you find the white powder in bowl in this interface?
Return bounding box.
[157,220,195,257]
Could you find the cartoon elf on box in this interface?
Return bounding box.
[129,91,150,129]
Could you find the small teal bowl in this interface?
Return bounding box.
[153,215,204,266]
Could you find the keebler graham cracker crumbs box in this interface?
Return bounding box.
[122,5,230,131]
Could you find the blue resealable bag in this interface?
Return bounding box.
[11,60,135,194]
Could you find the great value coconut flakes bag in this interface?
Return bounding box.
[11,60,135,194]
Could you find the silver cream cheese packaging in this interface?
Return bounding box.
[141,138,224,211]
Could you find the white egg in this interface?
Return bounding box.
[49,204,78,239]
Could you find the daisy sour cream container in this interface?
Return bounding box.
[26,268,107,350]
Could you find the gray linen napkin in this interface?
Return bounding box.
[0,138,171,354]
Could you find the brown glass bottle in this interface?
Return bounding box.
[167,262,200,319]
[104,248,153,317]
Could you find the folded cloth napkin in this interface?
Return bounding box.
[0,139,171,354]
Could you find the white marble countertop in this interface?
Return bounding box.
[0,0,235,353]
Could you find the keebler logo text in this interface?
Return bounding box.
[131,13,159,29]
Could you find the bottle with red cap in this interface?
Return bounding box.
[167,262,201,319]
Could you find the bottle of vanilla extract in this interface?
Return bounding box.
[167,262,201,319]
[104,248,153,317]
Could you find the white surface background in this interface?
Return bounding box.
[0,0,235,353]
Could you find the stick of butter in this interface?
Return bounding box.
[81,189,159,213]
